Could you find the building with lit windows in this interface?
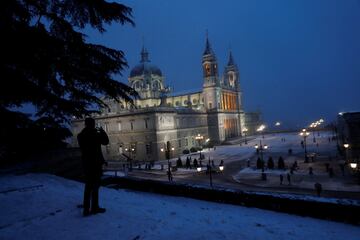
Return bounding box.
[72,36,259,162]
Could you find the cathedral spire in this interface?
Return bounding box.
[227,50,235,66]
[203,30,214,56]
[140,45,150,63]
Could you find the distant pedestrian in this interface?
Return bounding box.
[314,182,322,197]
[193,158,198,168]
[339,164,345,176]
[325,163,330,172]
[329,167,334,178]
[280,174,284,185]
[186,157,191,169]
[309,167,313,175]
[293,161,298,169]
[167,170,173,182]
[287,173,291,185]
[288,148,292,155]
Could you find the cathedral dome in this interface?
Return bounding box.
[129,47,162,78]
[130,62,162,78]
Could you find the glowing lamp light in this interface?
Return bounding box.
[171,147,175,151]
[197,167,202,172]
[254,144,259,149]
[275,122,281,126]
[160,148,164,152]
[350,163,357,169]
[219,165,224,171]
[257,125,266,132]
[343,144,349,149]
[263,145,268,149]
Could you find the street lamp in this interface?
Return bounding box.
[300,129,310,163]
[207,157,213,187]
[349,160,360,184]
[309,122,317,143]
[161,143,175,182]
[219,165,224,172]
[344,143,350,164]
[254,140,268,171]
[242,127,248,144]
[195,133,204,159]
[350,162,357,169]
[257,124,266,139]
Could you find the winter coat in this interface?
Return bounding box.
[77,127,109,178]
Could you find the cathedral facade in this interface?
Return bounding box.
[72,37,251,162]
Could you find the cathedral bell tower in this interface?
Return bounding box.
[202,34,221,110]
[202,35,219,88]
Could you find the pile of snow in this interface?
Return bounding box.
[1,173,359,240]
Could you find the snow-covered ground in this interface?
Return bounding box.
[1,173,359,240]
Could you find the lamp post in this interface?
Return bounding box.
[344,143,350,164]
[161,142,175,182]
[242,127,248,144]
[254,140,268,171]
[349,160,360,184]
[257,124,266,139]
[300,129,310,163]
[195,133,204,159]
[310,122,317,143]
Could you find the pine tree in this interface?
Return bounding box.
[278,156,285,169]
[267,156,274,169]
[0,0,136,160]
[256,157,263,169]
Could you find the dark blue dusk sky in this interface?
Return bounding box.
[86,0,360,128]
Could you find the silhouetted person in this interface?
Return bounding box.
[280,174,284,185]
[315,182,322,197]
[287,173,291,185]
[339,163,345,176]
[185,157,191,169]
[309,167,313,175]
[193,158,198,168]
[167,169,173,182]
[77,118,109,216]
[329,167,334,178]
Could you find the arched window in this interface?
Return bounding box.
[152,81,160,91]
[133,81,142,90]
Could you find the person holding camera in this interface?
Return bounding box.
[77,117,109,216]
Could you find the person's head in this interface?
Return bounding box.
[85,117,95,129]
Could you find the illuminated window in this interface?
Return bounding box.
[205,64,211,76]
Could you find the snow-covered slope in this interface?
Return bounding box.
[0,174,359,240]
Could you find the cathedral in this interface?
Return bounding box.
[72,36,259,162]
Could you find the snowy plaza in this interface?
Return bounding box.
[1,173,360,240]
